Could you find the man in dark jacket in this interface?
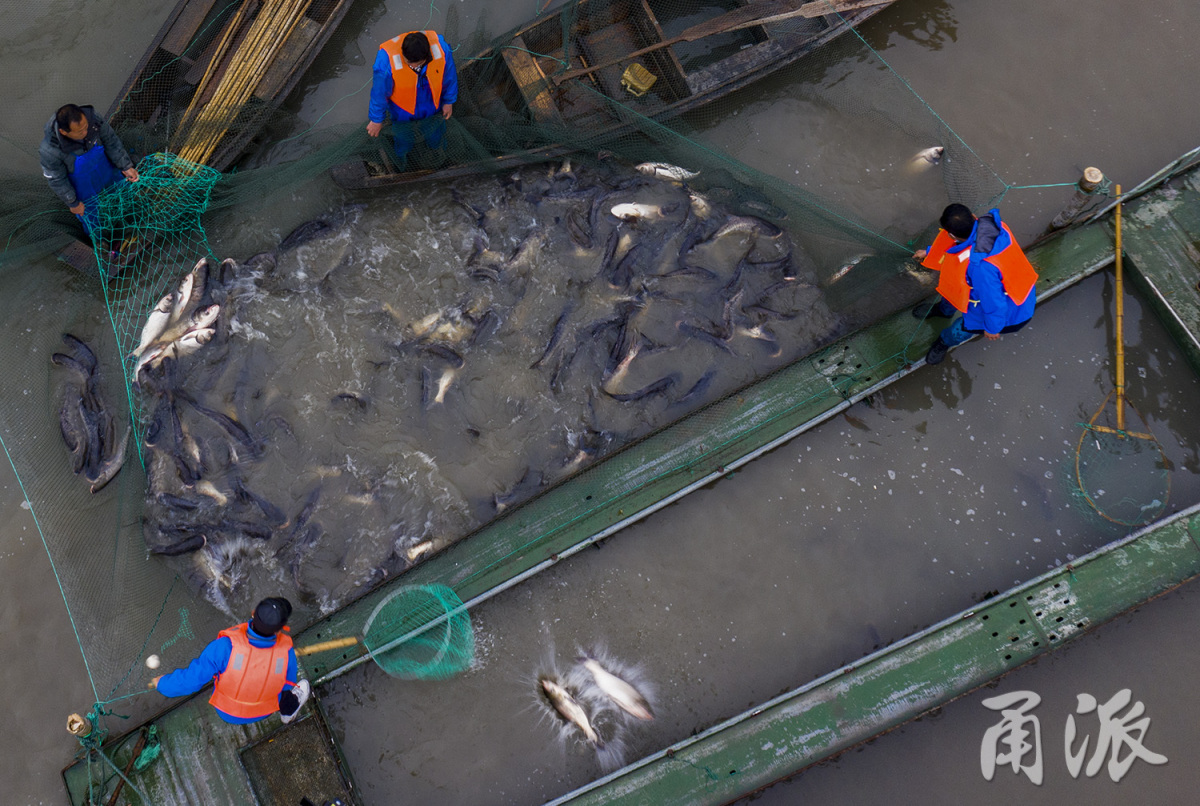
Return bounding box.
[39,104,139,236]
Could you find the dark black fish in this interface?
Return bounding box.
[677,321,733,353]
[604,373,678,402]
[58,382,88,474]
[218,519,274,541]
[421,343,465,368]
[245,251,277,272]
[494,467,546,512]
[468,310,500,348]
[156,493,201,511]
[532,305,573,370]
[565,205,592,249]
[279,218,334,252]
[673,370,717,408]
[331,392,370,412]
[60,333,98,373]
[450,189,487,227]
[609,243,644,289]
[179,394,261,458]
[233,478,288,528]
[85,425,130,494]
[150,534,207,556]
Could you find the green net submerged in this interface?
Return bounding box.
[1,0,1028,708]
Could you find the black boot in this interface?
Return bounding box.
[925,338,950,365]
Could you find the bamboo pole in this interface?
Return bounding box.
[172,0,257,151]
[173,0,313,166]
[1049,166,1105,230]
[1114,184,1125,433]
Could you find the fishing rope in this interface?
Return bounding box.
[825,2,1100,211]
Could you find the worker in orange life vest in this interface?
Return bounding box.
[150,597,310,724]
[911,203,1038,365]
[366,30,459,169]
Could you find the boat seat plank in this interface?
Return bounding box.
[256,17,322,99]
[160,0,225,57]
[578,21,643,101]
[501,35,562,124]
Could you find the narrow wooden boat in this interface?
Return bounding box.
[59,0,357,274]
[331,0,895,190]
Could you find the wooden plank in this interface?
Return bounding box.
[578,20,643,101]
[500,35,562,124]
[160,0,225,56]
[256,16,322,99]
[797,0,892,18]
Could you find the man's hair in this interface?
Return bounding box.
[56,104,86,132]
[940,203,976,240]
[401,32,433,64]
[250,597,293,636]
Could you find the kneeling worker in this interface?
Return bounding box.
[151,597,311,724]
[912,203,1038,365]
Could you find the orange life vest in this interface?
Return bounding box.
[380,31,446,115]
[920,222,1038,313]
[208,623,293,720]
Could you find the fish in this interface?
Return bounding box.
[130,292,175,358]
[142,327,216,374]
[194,480,228,506]
[85,425,130,494]
[673,369,717,408]
[604,373,678,402]
[578,654,653,721]
[60,333,98,373]
[150,533,207,556]
[233,478,288,528]
[825,253,872,285]
[710,215,782,241]
[170,270,196,323]
[540,677,602,746]
[151,303,221,351]
[180,394,261,457]
[421,366,458,408]
[688,192,713,219]
[611,202,673,222]
[58,382,88,474]
[279,217,334,252]
[909,146,944,171]
[636,162,699,183]
[405,540,434,562]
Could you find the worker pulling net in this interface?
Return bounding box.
[0,0,1018,703]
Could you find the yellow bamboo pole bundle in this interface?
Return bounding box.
[173,0,313,165]
[171,0,257,153]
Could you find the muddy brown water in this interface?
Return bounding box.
[5,1,1200,804]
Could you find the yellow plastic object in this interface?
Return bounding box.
[620,63,657,97]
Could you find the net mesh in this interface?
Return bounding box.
[1075,393,1170,527]
[362,584,475,679]
[0,0,1054,721]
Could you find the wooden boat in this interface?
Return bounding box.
[59,0,357,274]
[331,0,895,190]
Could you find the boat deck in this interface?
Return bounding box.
[62,691,357,805]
